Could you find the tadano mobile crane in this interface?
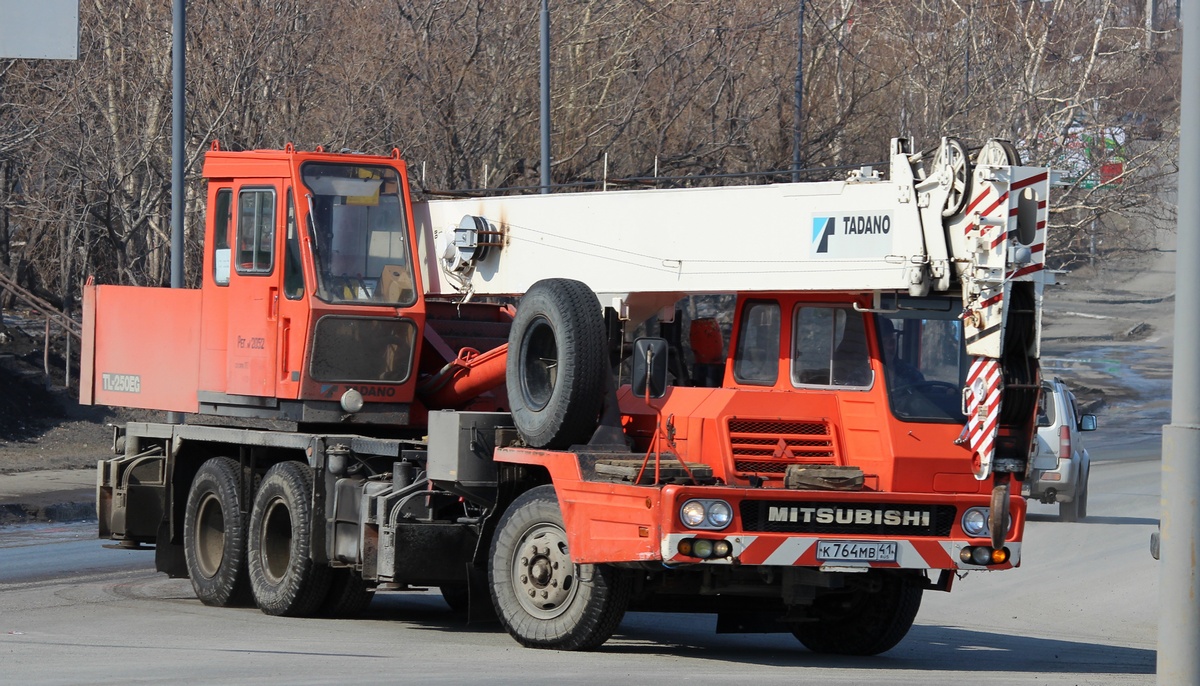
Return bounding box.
[82,136,1054,655]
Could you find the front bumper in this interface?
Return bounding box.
[661,532,1020,570]
[658,484,1022,571]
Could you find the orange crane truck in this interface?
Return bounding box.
[82,137,1054,654]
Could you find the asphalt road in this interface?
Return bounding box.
[0,442,1161,685]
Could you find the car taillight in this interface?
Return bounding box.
[1058,425,1071,460]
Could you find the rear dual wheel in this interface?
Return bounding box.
[183,457,252,607]
[248,461,331,616]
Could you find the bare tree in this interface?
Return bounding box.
[0,0,1182,313]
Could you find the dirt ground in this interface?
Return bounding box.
[0,248,1177,474]
[0,322,132,472]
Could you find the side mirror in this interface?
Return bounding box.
[1080,414,1097,431]
[632,337,669,398]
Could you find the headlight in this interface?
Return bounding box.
[679,499,733,530]
[681,501,707,527]
[708,501,732,528]
[962,507,990,537]
[961,507,1014,538]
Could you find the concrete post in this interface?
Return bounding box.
[1158,0,1200,680]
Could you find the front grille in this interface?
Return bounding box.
[728,418,839,475]
[739,500,956,536]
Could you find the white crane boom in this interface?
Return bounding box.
[411,137,1055,359]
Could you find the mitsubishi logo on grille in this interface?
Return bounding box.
[772,438,795,459]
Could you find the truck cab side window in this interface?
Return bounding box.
[236,188,276,275]
[212,188,232,285]
[284,192,304,299]
[733,300,780,385]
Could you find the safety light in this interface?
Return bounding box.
[959,546,1011,566]
[970,546,992,565]
[677,537,732,560]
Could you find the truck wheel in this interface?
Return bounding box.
[183,457,252,607]
[489,485,631,650]
[791,571,923,656]
[507,278,607,449]
[248,461,331,617]
[319,569,374,618]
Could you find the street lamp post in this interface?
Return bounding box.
[540,0,551,194]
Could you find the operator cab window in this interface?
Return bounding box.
[792,305,871,388]
[733,300,780,385]
[212,188,232,285]
[303,163,416,307]
[878,311,967,422]
[235,188,276,275]
[284,192,304,299]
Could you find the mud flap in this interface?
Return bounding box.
[155,517,187,578]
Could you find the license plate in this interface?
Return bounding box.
[816,540,898,562]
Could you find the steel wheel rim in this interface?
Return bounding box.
[195,492,225,579]
[261,497,293,585]
[521,316,558,411]
[511,522,578,619]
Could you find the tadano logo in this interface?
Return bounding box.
[810,211,894,258]
[812,216,836,254]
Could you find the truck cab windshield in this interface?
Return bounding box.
[302,163,416,307]
[877,311,967,423]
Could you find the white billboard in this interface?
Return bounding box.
[0,0,79,60]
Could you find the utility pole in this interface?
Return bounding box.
[1158,0,1200,678]
[791,0,805,182]
[540,0,551,194]
[171,0,184,289]
[167,0,185,424]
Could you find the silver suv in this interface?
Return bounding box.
[1026,378,1098,521]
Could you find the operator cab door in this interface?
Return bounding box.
[226,181,282,398]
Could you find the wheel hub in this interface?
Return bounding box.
[512,523,577,619]
[195,492,225,579]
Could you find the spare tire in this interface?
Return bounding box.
[507,278,607,449]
